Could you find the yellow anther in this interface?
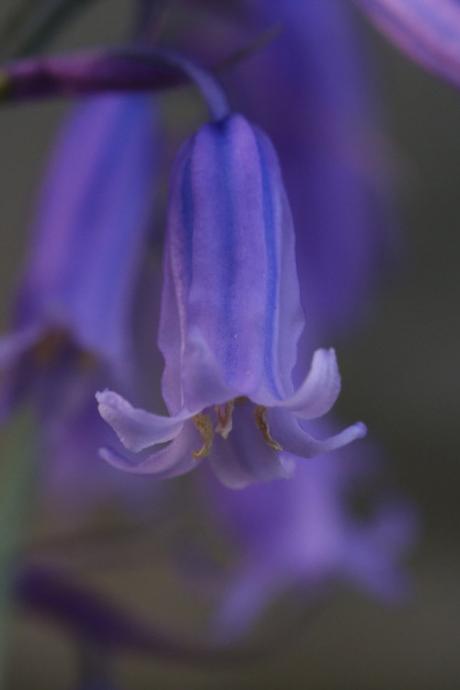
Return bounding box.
[215,400,235,439]
[192,413,214,459]
[254,405,283,452]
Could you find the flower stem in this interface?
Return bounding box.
[0,24,281,117]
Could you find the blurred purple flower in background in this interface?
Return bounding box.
[355,0,460,89]
[0,93,158,513]
[97,113,366,487]
[204,423,415,638]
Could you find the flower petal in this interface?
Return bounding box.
[99,419,199,478]
[356,0,460,89]
[15,94,157,374]
[96,390,187,453]
[269,408,367,458]
[273,348,341,419]
[159,114,305,412]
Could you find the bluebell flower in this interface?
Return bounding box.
[97,114,366,488]
[202,420,415,637]
[153,3,414,631]
[0,93,158,511]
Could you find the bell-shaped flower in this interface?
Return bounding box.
[0,93,158,512]
[97,114,366,488]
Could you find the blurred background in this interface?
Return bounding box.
[0,0,459,688]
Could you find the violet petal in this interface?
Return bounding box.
[272,348,341,419]
[99,419,199,478]
[269,409,367,459]
[96,390,187,453]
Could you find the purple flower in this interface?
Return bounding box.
[355,0,460,89]
[0,93,158,511]
[97,114,366,488]
[201,421,415,638]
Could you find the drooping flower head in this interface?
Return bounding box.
[97,113,366,487]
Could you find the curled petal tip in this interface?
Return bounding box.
[277,347,341,419]
[354,421,368,439]
[95,388,111,404]
[269,411,367,460]
[96,389,185,453]
[325,421,368,451]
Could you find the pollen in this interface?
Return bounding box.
[192,413,214,459]
[193,401,282,459]
[254,405,283,452]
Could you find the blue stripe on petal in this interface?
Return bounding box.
[212,121,237,379]
[220,0,387,339]
[160,114,306,412]
[254,130,281,399]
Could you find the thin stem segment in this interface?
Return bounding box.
[0,46,230,120]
